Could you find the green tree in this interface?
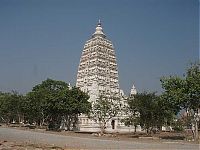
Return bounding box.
[0,91,25,124]
[0,92,11,123]
[0,79,91,131]
[25,78,69,128]
[160,63,200,141]
[25,79,91,131]
[122,95,140,133]
[89,96,120,134]
[56,87,91,131]
[66,87,91,130]
[125,92,175,134]
[25,90,48,126]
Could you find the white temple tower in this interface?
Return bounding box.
[76,21,122,132]
[130,84,137,96]
[76,20,120,102]
[76,21,139,132]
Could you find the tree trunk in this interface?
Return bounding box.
[72,114,78,131]
[193,109,199,141]
[18,113,21,124]
[66,115,71,131]
[146,127,150,135]
[134,125,137,133]
[194,120,199,141]
[99,121,106,135]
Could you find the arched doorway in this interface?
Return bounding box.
[111,120,115,129]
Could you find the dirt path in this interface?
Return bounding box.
[0,140,65,150]
[0,127,199,149]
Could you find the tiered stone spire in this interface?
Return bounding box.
[92,19,106,38]
[76,21,139,133]
[76,20,120,102]
[130,84,137,96]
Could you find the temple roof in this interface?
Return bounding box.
[130,84,137,95]
[92,20,106,38]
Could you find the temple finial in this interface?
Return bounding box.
[98,19,101,26]
[93,19,105,37]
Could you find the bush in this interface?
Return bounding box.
[160,135,185,140]
[47,122,61,132]
[173,126,184,132]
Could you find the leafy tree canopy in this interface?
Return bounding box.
[125,92,175,134]
[89,95,121,134]
[160,62,200,140]
[160,63,200,112]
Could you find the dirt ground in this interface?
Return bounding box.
[6,125,196,143]
[0,124,199,149]
[0,140,67,150]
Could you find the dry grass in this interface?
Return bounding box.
[0,140,83,150]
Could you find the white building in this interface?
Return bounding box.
[130,84,137,96]
[76,20,120,98]
[76,21,140,132]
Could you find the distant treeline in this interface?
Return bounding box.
[0,63,199,140]
[0,79,91,131]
